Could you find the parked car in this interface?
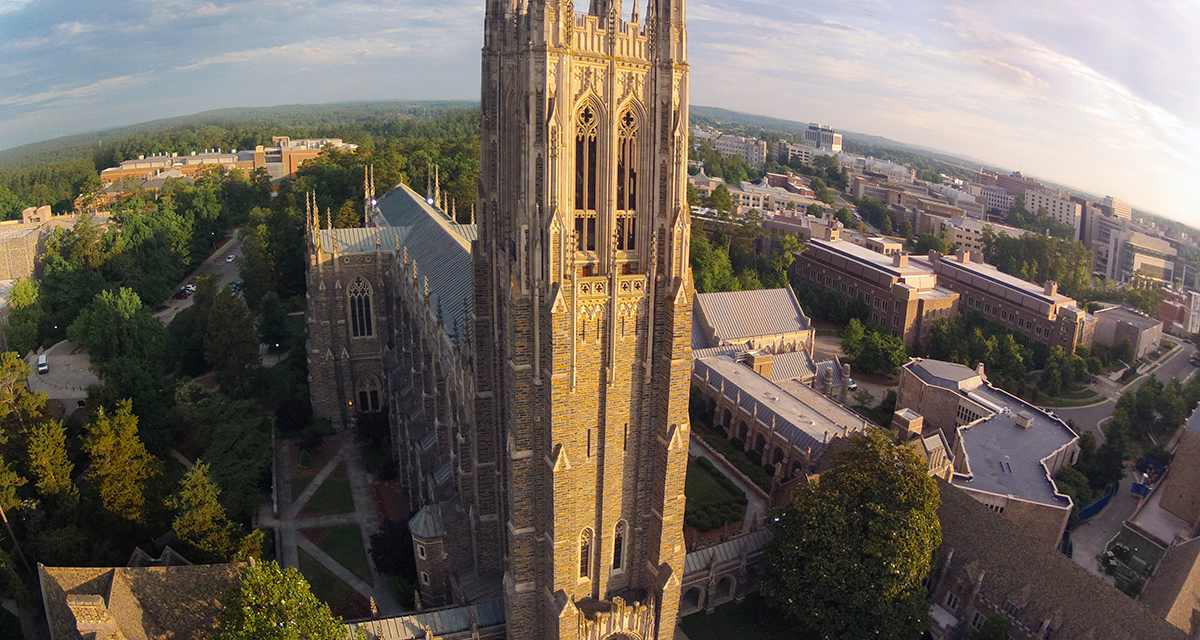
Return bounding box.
[226,254,235,263]
[847,379,859,391]
[37,354,48,374]
[172,290,189,300]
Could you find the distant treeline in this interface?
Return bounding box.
[0,102,481,219]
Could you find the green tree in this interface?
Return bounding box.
[686,183,702,208]
[806,203,823,218]
[27,419,77,507]
[706,183,735,215]
[690,231,739,294]
[856,331,910,375]
[913,233,953,255]
[0,453,26,513]
[205,288,263,398]
[835,207,853,228]
[258,292,289,348]
[83,399,162,523]
[0,185,26,221]
[0,352,49,440]
[208,561,356,640]
[971,615,1010,640]
[4,279,43,355]
[166,458,241,559]
[67,288,163,367]
[841,318,866,359]
[759,431,941,640]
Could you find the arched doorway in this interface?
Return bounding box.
[682,586,703,612]
[753,433,766,454]
[772,446,785,466]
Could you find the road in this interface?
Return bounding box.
[154,235,243,325]
[1055,340,1197,441]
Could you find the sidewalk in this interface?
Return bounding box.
[275,434,402,615]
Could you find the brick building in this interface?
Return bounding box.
[791,223,959,347]
[897,359,1079,548]
[1093,305,1163,360]
[920,249,1095,355]
[929,482,1186,640]
[308,3,696,639]
[99,136,357,186]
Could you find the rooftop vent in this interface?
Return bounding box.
[1015,412,1035,429]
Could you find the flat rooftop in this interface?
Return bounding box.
[919,254,1074,306]
[1128,480,1192,547]
[694,355,864,459]
[809,238,933,279]
[1096,305,1163,331]
[952,384,1076,508]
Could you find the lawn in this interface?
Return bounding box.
[680,596,791,640]
[299,465,355,517]
[684,457,747,532]
[305,523,373,585]
[297,548,370,620]
[292,475,313,502]
[686,458,744,509]
[689,418,772,492]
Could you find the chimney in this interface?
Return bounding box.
[893,252,909,268]
[748,351,773,380]
[839,363,852,404]
[67,595,118,636]
[891,409,924,440]
[956,249,970,264]
[976,362,986,379]
[1044,281,1058,297]
[928,250,941,263]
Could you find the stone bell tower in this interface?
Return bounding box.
[472,0,693,638]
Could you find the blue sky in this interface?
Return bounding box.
[1,0,1197,224]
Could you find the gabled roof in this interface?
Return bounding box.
[39,563,241,640]
[321,183,476,341]
[936,482,1186,640]
[1140,537,1200,635]
[694,286,810,344]
[345,600,506,639]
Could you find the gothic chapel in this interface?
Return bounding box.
[306,1,693,638]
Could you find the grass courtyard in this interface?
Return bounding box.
[684,457,747,532]
[303,523,373,585]
[680,596,791,640]
[297,548,370,620]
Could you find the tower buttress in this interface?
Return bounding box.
[474,1,692,638]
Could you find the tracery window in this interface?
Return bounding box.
[356,375,381,413]
[575,105,599,252]
[612,521,627,571]
[579,529,593,579]
[615,109,638,251]
[348,277,373,337]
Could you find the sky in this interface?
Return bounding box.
[0,0,1197,224]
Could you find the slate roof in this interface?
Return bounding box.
[321,183,476,341]
[39,563,241,640]
[694,286,810,344]
[936,482,1185,640]
[768,351,818,383]
[694,355,864,461]
[1140,537,1200,635]
[907,359,978,389]
[345,601,505,640]
[683,529,772,575]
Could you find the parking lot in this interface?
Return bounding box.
[24,341,99,405]
[154,235,243,325]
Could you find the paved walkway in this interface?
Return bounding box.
[1068,470,1139,582]
[689,437,767,533]
[276,433,401,615]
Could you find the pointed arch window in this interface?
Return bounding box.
[579,529,593,579]
[356,375,381,413]
[575,105,599,252]
[348,277,374,337]
[615,109,638,251]
[612,521,627,572]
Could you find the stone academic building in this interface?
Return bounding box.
[307,2,695,638]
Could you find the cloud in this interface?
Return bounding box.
[0,74,146,108]
[0,0,1196,220]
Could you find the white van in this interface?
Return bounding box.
[36,354,48,374]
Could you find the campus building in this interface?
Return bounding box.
[920,250,1095,355]
[929,482,1186,640]
[803,124,842,152]
[1093,305,1164,361]
[1024,189,1082,241]
[897,359,1080,548]
[98,136,358,186]
[791,223,959,347]
[933,216,1030,255]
